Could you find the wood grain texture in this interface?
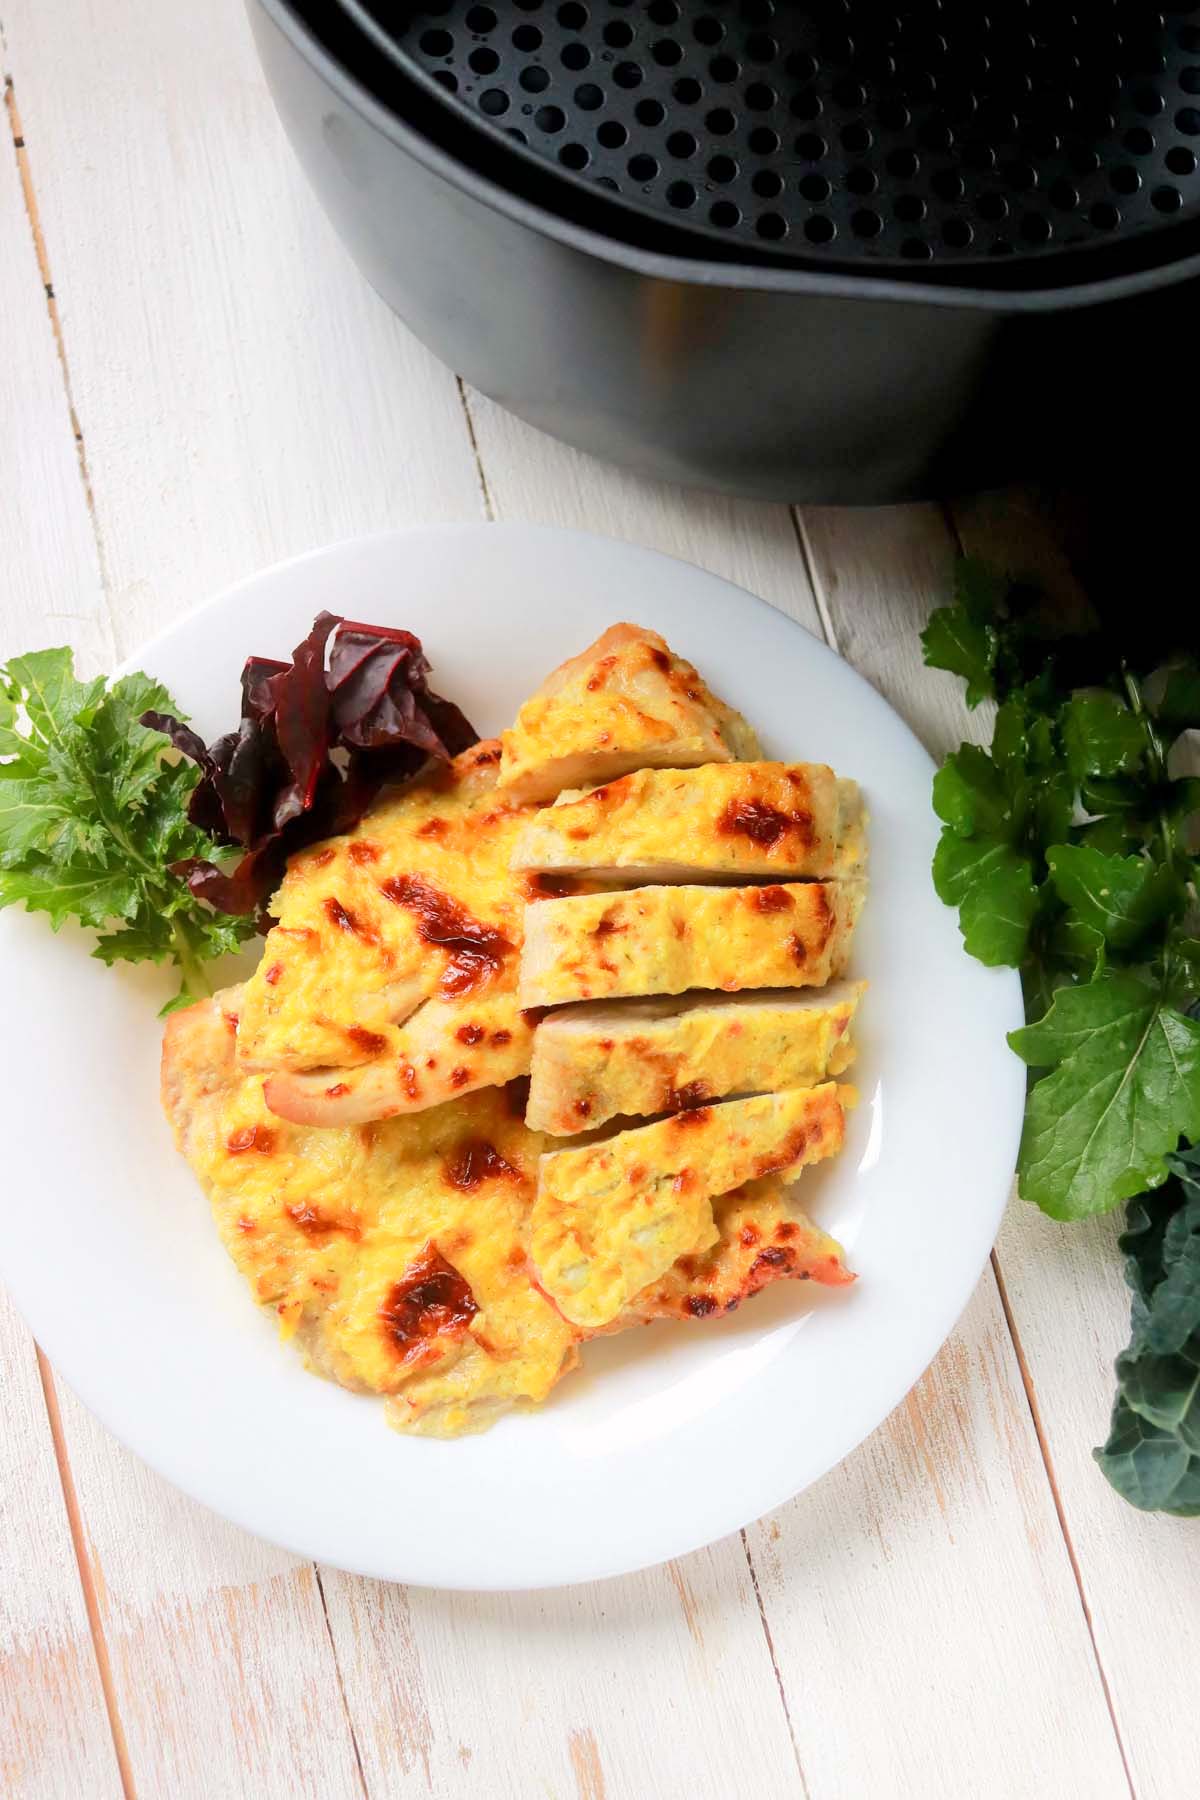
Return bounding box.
[0,1296,122,1800]
[48,1382,366,1800]
[0,88,125,1799]
[0,63,109,670]
[464,389,823,634]
[2,0,484,661]
[321,1546,802,1799]
[803,494,1199,1799]
[746,1284,1129,1800]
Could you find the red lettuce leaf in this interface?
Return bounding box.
[142,613,478,917]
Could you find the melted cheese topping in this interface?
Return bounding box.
[531,1084,849,1329]
[526,983,864,1134]
[512,763,865,882]
[519,880,865,1007]
[163,992,577,1437]
[498,623,759,804]
[612,1177,853,1328]
[237,741,536,1075]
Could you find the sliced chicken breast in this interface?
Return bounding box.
[518,880,865,1008]
[512,762,866,883]
[612,1176,853,1328]
[497,622,759,804]
[263,986,534,1126]
[526,981,864,1134]
[531,1082,850,1329]
[161,989,578,1437]
[236,739,534,1075]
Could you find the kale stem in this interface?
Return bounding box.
[169,916,213,998]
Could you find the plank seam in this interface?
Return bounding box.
[791,509,840,653]
[739,1530,812,1800]
[455,379,497,521]
[35,1352,138,1800]
[313,1567,372,1800]
[988,1254,1137,1796]
[2,72,119,661]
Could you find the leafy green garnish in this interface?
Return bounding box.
[0,648,255,1009]
[1095,1146,1200,1516]
[1009,976,1200,1221]
[923,560,1200,1514]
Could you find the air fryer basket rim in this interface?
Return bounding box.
[343,0,1200,284]
[261,0,1200,314]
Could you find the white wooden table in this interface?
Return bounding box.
[2,5,1196,1796]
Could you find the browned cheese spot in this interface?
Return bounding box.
[753,886,794,914]
[227,1125,276,1156]
[444,1139,523,1190]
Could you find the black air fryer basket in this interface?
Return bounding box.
[250,0,1200,499]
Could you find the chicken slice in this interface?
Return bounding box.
[263,985,533,1126]
[531,1082,850,1329]
[611,1176,853,1328]
[518,880,864,1008]
[526,981,864,1134]
[161,990,578,1435]
[236,739,534,1074]
[497,622,759,804]
[512,762,866,883]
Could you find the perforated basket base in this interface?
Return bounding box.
[369,0,1200,271]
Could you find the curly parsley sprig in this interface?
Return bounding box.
[0,648,256,1011]
[923,562,1200,1514]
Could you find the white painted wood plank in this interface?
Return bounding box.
[950,491,1200,1800]
[802,495,1199,1800]
[322,1544,801,1799]
[2,0,484,661]
[747,1282,1128,1800]
[0,1296,122,1800]
[464,389,823,634]
[0,66,110,670]
[48,1380,366,1800]
[0,75,125,1798]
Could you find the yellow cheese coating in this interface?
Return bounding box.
[237,740,534,1075]
[162,992,577,1436]
[518,880,864,1007]
[512,762,865,882]
[526,982,864,1134]
[498,623,759,804]
[531,1083,849,1328]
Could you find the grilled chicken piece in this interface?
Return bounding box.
[613,1176,853,1327]
[497,622,759,804]
[526,981,864,1134]
[518,880,864,1008]
[531,1082,850,1329]
[264,986,533,1126]
[236,739,535,1075]
[512,763,866,883]
[162,989,579,1437]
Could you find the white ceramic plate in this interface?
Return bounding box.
[0,525,1023,1590]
